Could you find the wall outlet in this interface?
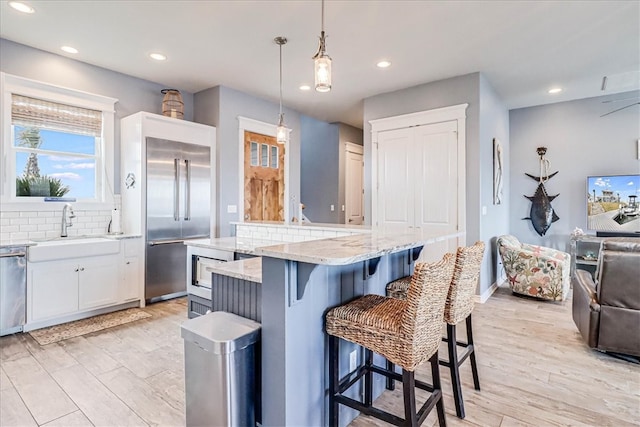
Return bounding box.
[349,350,358,372]
[482,205,487,215]
[341,205,345,211]
[330,204,335,211]
[227,205,237,213]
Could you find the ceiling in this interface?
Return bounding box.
[1,1,639,128]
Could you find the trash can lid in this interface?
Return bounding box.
[181,311,261,354]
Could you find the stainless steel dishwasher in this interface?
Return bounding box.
[0,246,27,336]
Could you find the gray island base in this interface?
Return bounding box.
[254,230,464,427]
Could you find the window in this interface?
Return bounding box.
[1,73,118,209]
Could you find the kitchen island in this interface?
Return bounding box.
[253,228,464,427]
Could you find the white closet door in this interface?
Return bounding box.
[377,128,414,230]
[413,121,460,262]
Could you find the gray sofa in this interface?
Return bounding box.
[572,239,640,358]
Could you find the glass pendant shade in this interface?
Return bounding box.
[314,54,332,93]
[276,114,287,144]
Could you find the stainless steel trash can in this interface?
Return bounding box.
[181,311,261,427]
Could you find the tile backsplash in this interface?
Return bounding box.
[235,223,366,243]
[0,209,113,241]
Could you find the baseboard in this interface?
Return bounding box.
[475,281,499,304]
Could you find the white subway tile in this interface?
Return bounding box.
[10,232,28,240]
[1,218,10,226]
[45,230,60,238]
[29,231,46,240]
[37,211,55,217]
[29,217,46,225]
[1,225,19,233]
[85,222,98,229]
[10,218,28,225]
[46,217,60,224]
[19,211,37,218]
[20,224,37,232]
[1,212,20,219]
[91,228,105,234]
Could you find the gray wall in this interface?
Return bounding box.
[509,90,640,250]
[194,85,302,237]
[337,123,364,224]
[478,74,511,290]
[0,39,195,193]
[300,116,340,223]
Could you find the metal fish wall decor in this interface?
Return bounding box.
[523,147,560,236]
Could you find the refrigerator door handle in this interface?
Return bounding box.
[184,159,191,221]
[174,158,180,221]
[149,239,185,246]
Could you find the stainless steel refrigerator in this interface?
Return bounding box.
[145,137,210,303]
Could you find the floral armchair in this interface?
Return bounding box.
[497,235,570,301]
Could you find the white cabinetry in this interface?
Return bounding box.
[31,260,78,321]
[30,254,119,322]
[120,238,142,302]
[27,238,143,330]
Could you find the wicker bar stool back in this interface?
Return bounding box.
[326,252,456,427]
[386,241,486,419]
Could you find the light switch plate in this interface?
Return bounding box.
[227,205,237,213]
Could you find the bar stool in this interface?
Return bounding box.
[386,242,485,419]
[325,253,455,427]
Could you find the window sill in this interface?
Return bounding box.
[0,200,115,212]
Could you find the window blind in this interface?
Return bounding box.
[11,94,102,137]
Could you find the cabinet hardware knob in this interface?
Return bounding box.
[75,268,79,272]
[80,267,85,271]
[126,261,131,265]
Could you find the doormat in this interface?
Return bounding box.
[29,308,151,346]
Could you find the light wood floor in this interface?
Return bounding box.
[0,285,638,427]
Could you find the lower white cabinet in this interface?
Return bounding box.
[30,254,119,321]
[30,259,79,321]
[27,237,144,327]
[78,255,120,310]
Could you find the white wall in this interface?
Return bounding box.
[509,90,640,250]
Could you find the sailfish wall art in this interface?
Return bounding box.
[523,147,560,236]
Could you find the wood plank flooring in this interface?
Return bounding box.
[0,286,638,427]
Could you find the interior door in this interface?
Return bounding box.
[244,131,284,221]
[345,144,364,225]
[376,128,414,230]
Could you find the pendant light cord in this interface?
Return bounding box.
[321,0,325,33]
[279,41,283,117]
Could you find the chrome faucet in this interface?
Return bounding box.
[61,203,76,237]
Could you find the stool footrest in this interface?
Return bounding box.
[369,364,436,393]
[439,344,474,368]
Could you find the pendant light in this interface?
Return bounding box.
[312,0,331,92]
[275,36,288,144]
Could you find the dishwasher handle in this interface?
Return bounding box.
[0,251,26,258]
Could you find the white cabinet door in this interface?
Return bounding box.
[121,257,140,302]
[30,260,79,321]
[78,255,119,310]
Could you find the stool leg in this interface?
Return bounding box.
[466,314,481,391]
[447,323,465,419]
[402,369,418,427]
[430,352,447,427]
[386,360,395,390]
[364,348,373,407]
[329,335,339,427]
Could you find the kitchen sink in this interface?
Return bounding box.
[28,237,120,262]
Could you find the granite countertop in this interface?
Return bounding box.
[206,257,262,283]
[254,229,466,265]
[185,236,282,255]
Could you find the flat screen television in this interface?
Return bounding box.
[587,174,640,236]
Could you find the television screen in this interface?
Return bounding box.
[587,174,640,234]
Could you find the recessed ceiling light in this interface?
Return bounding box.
[299,85,311,91]
[376,60,392,68]
[9,1,34,13]
[149,53,167,61]
[61,46,78,54]
[548,87,563,94]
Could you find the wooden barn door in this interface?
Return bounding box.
[244,131,285,221]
